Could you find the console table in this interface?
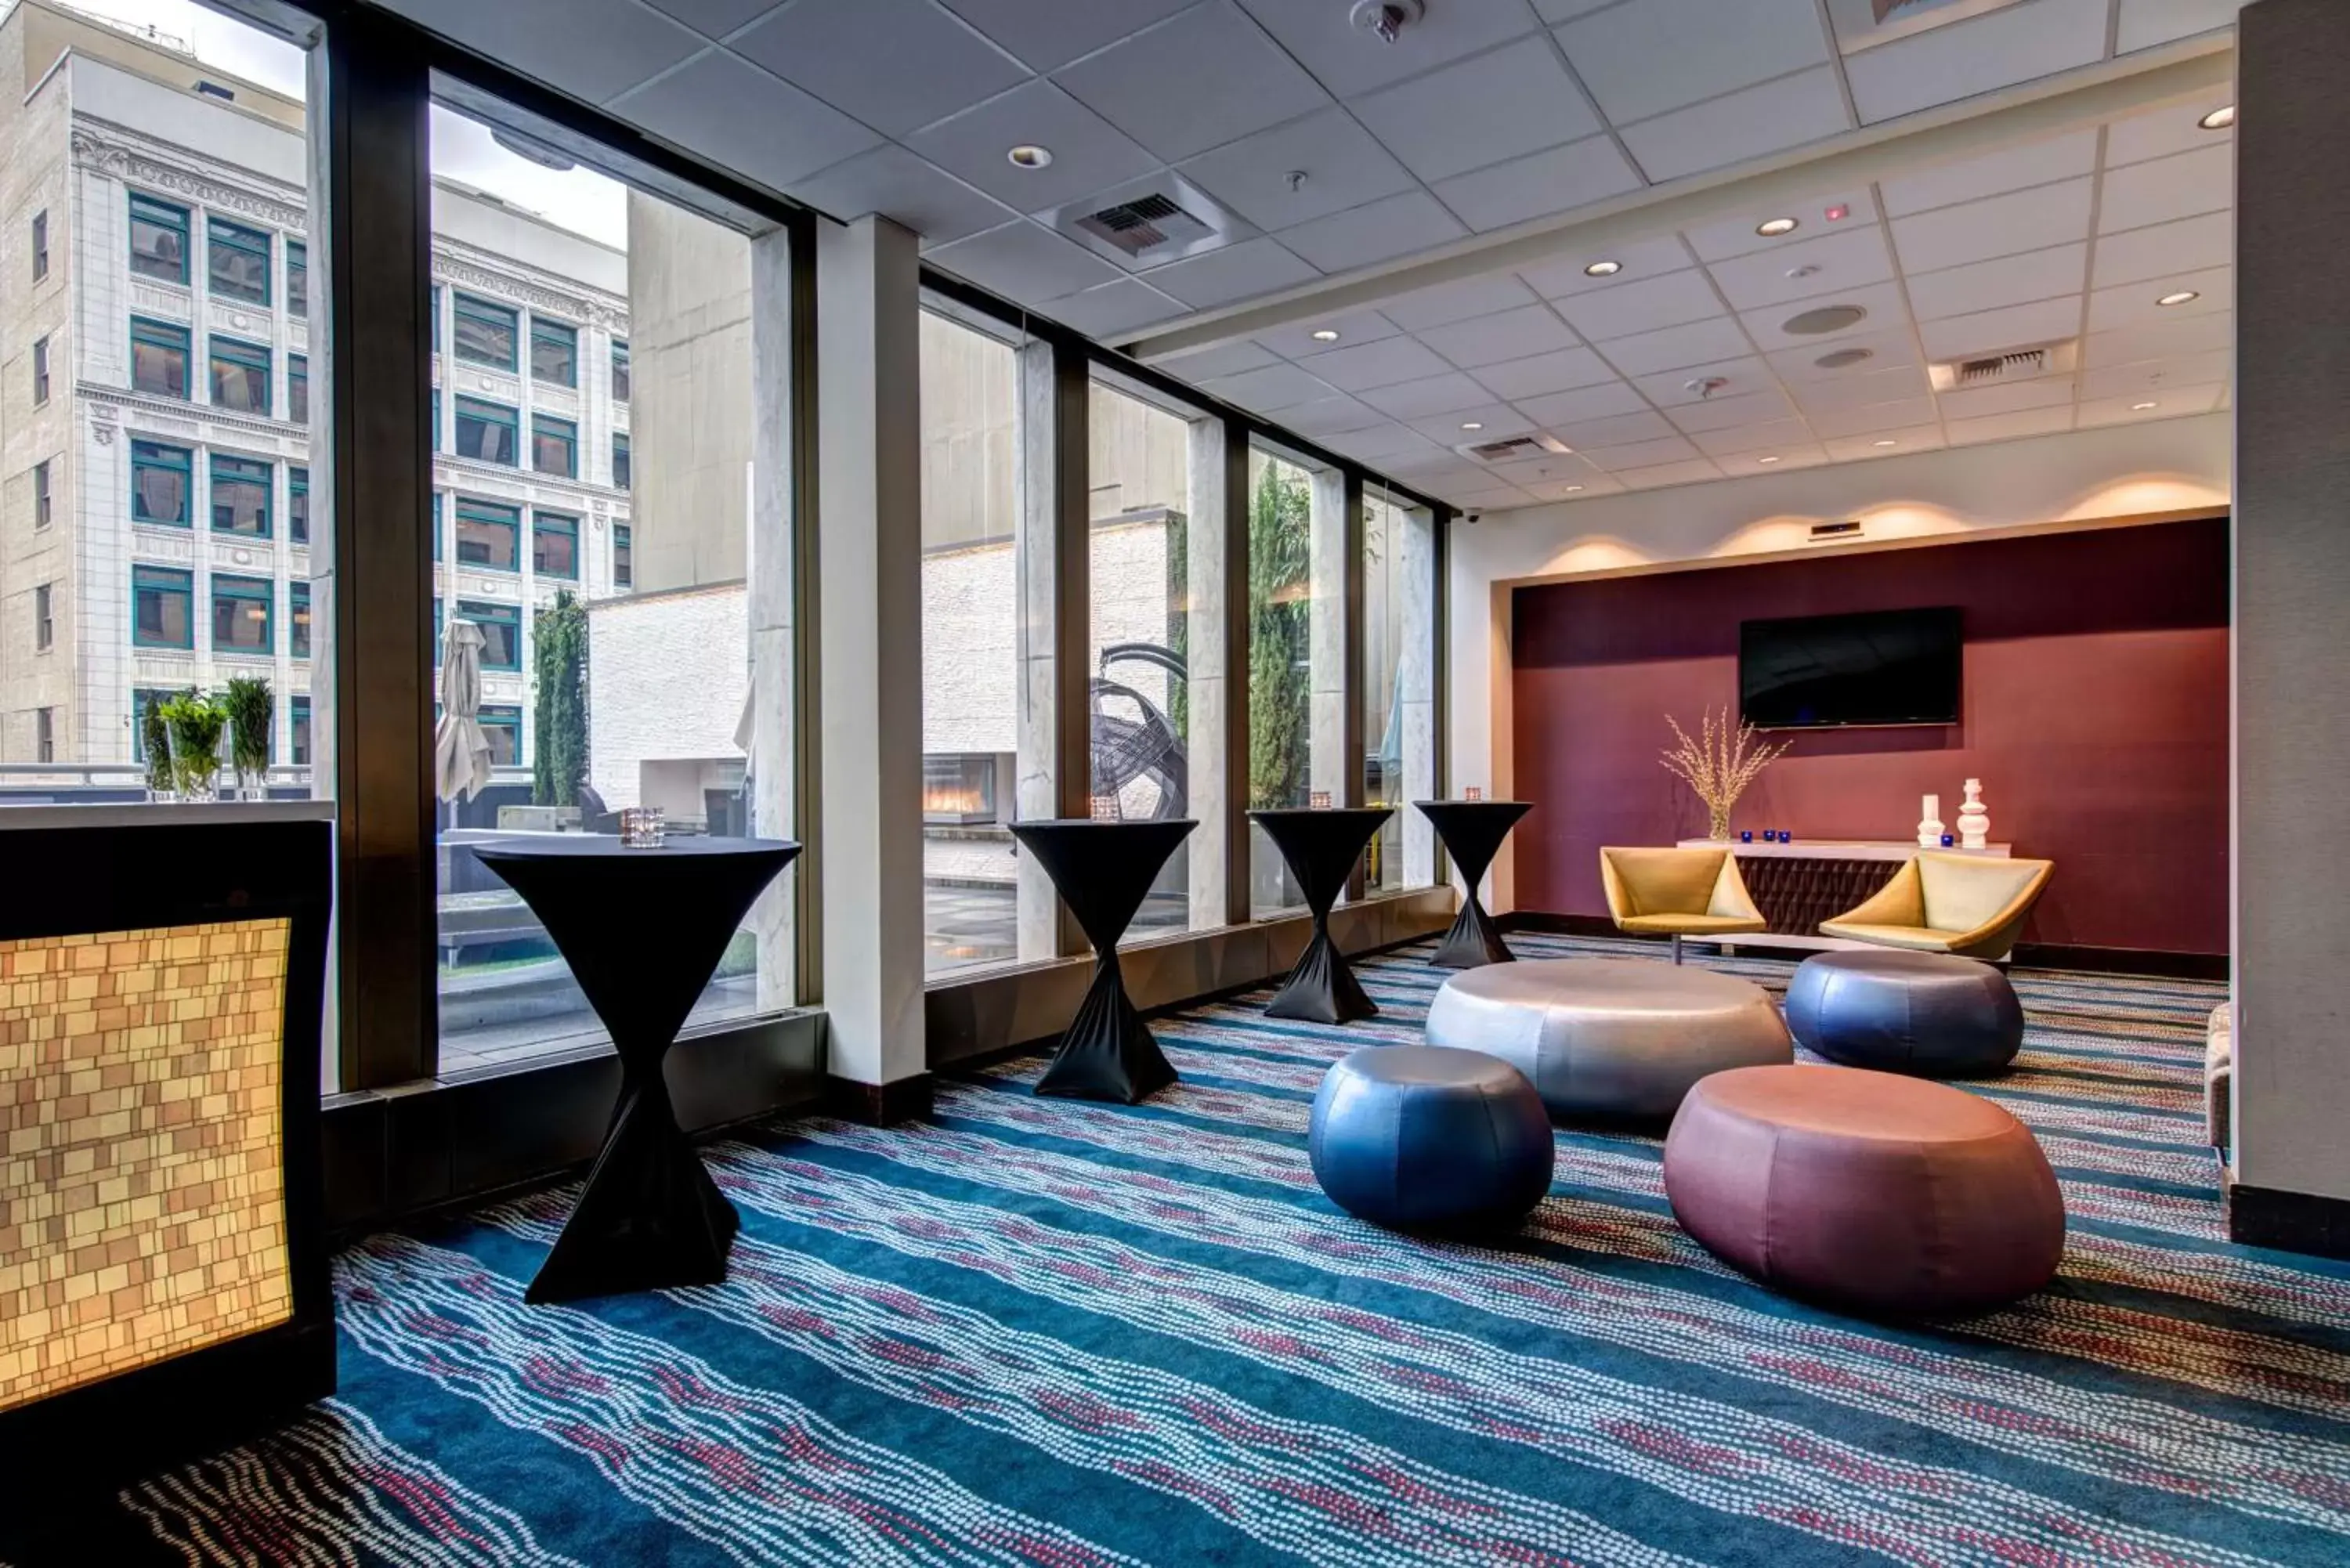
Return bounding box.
[1676,838,2011,950]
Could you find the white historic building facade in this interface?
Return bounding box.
[0,5,630,775]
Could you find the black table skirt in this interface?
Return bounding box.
[1249,807,1392,1024]
[1415,800,1532,967]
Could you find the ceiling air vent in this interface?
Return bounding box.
[1928,338,2079,392]
[1461,434,1574,462]
[1049,172,1253,268]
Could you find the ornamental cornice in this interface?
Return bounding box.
[70,121,307,233]
[432,240,628,333]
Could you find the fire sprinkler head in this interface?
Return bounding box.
[1684,375,1730,399]
[1350,0,1423,43]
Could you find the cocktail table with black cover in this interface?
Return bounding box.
[1415,799,1533,967]
[1009,818,1195,1104]
[1250,807,1394,1024]
[473,834,800,1304]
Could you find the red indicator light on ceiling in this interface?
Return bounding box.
[1824,203,1850,222]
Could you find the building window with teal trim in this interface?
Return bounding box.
[287,239,307,316]
[432,596,442,666]
[530,318,577,387]
[453,292,518,369]
[460,600,522,671]
[611,339,630,402]
[208,335,271,415]
[131,317,191,399]
[291,694,311,766]
[212,573,273,655]
[291,580,311,659]
[454,497,520,572]
[207,217,270,305]
[430,283,440,352]
[133,565,194,649]
[532,415,577,479]
[132,688,179,761]
[132,439,193,526]
[289,353,308,425]
[129,193,190,283]
[455,396,518,465]
[533,511,579,579]
[613,522,632,587]
[479,704,522,768]
[430,387,440,452]
[613,431,630,490]
[211,454,272,537]
[290,465,309,544]
[432,492,443,562]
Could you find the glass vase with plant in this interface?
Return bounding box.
[161,691,228,804]
[223,675,273,799]
[1660,706,1791,841]
[141,697,175,800]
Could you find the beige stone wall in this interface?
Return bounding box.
[0,918,293,1412]
[625,190,750,594]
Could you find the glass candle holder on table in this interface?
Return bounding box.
[620,807,667,848]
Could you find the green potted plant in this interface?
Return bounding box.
[161,690,228,803]
[223,675,273,798]
[140,696,174,800]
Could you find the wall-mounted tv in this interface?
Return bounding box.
[1740,607,1962,729]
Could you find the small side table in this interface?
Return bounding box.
[1010,818,1195,1104]
[1415,799,1532,968]
[1250,807,1393,1024]
[474,835,799,1304]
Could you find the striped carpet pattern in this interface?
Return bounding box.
[66,935,2350,1565]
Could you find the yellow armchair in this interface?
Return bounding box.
[1819,851,2053,961]
[1599,846,1769,964]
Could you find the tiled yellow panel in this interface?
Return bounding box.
[0,919,293,1413]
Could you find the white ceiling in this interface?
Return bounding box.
[374,0,2246,509]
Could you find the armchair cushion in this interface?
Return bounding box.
[1600,847,1767,937]
[1820,853,2053,961]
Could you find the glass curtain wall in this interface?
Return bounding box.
[1086,377,1215,941]
[1246,446,1332,915]
[427,94,793,1071]
[918,306,1032,975]
[1363,485,1437,892]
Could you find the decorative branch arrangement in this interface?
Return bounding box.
[1661,706,1791,841]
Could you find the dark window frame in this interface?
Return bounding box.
[611,338,629,402]
[612,430,630,490]
[290,465,309,544]
[32,460,51,529]
[30,209,48,281]
[132,565,194,650]
[291,580,312,660]
[31,334,49,404]
[34,582,53,652]
[287,238,309,316]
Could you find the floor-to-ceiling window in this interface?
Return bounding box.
[1246,445,1325,915]
[1364,484,1437,893]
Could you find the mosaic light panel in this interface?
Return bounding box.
[0,920,293,1412]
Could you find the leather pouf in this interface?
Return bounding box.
[1308,1046,1553,1234]
[1665,1064,2066,1317]
[1785,949,2024,1078]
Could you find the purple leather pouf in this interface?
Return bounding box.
[1664,1064,2065,1318]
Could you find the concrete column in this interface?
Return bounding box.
[747,226,796,1010]
[2233,0,2350,1246]
[1014,336,1088,958]
[815,216,925,1096]
[1184,417,1234,928]
[1397,502,1437,887]
[1307,467,1350,807]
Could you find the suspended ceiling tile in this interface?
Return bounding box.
[1236,0,1547,97]
[729,0,1031,138]
[1785,361,1935,412]
[1889,179,2093,273]
[607,49,882,187]
[1553,269,1726,341]
[1878,131,2099,218]
[1277,191,1469,273]
[1274,394,1395,436]
[2090,210,2232,288]
[2080,349,2231,399]
[1596,316,1757,377]
[1198,360,1343,411]
[2083,309,2234,367]
[933,0,1197,73]
[791,145,1018,248]
[1378,273,1545,331]
[1707,226,1897,313]
[1806,396,1939,438]
[2105,103,2233,168]
[1520,471,1625,500]
[1177,108,1419,232]
[1615,457,1729,490]
[1934,375,2077,420]
[2084,266,2230,332]
[1348,38,1603,183]
[1914,294,2084,362]
[1140,237,1321,308]
[394,0,706,103]
[1432,135,1645,233]
[1406,403,1535,444]
[1518,235,1695,298]
[1632,355,1774,406]
[927,219,1128,302]
[1766,327,1923,383]
[1690,417,1817,458]
[1571,427,1698,467]
[1738,280,1911,352]
[1665,388,1798,434]
[1153,340,1281,382]
[1416,305,1582,370]
[1354,372,1497,419]
[1944,404,2079,445]
[1325,421,1449,461]
[1553,0,1831,125]
[1683,194,1879,263]
[1721,441,1832,472]
[1298,333,1459,392]
[1037,276,1187,336]
[905,80,1158,209]
[2096,143,2233,235]
[1903,243,2088,322]
[1262,309,1405,362]
[1470,345,1619,401]
[1055,2,1332,164]
[638,0,784,38]
[1824,425,1946,461]
[2076,383,2225,427]
[1618,67,1853,183]
[1845,0,2107,124]
[2114,0,2248,53]
[1509,379,1651,428]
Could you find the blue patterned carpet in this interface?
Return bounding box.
[48,934,2350,1566]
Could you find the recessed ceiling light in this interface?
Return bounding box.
[1756,216,1799,237]
[1872,439,1898,447]
[1564,485,1584,493]
[1310,328,1341,342]
[1583,260,1622,277]
[2157,290,2200,307]
[1007,144,1053,169]
[1758,455,1781,464]
[1460,421,1484,431]
[2132,400,2160,410]
[2199,105,2236,131]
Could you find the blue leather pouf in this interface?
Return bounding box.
[1784,949,2025,1078]
[1308,1046,1554,1234]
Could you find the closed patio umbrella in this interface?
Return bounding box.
[434,618,494,810]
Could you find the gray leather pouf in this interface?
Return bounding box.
[1784,949,2024,1078]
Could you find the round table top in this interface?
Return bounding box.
[1441,956,1767,1014]
[474,834,797,860]
[1247,806,1394,823]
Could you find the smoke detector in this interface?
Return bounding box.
[1928,338,2080,391]
[1350,0,1423,42]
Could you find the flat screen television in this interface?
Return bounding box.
[1740,607,1961,729]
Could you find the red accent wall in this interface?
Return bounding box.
[1510,518,2230,956]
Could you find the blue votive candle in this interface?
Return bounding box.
[1941,833,1956,847]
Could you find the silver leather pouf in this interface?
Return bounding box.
[1425,957,1792,1123]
